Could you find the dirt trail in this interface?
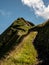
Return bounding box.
[6,31,38,59]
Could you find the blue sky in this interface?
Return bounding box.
[0,0,49,34]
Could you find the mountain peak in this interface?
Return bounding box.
[0,18,49,65]
[17,17,25,20]
[12,18,34,27]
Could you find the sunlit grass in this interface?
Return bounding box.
[2,32,38,65]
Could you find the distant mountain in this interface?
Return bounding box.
[0,18,49,65]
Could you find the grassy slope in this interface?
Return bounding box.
[0,32,38,65]
[0,18,38,65]
[0,18,49,65]
[0,18,34,61]
[0,18,33,47]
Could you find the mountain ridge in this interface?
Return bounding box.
[0,18,49,65]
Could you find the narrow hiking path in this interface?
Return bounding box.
[7,31,38,58]
[0,31,38,65]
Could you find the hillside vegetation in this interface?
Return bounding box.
[0,18,49,65]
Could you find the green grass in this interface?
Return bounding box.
[14,32,38,65]
[13,18,27,26]
[1,32,38,65]
[17,25,32,35]
[0,18,49,65]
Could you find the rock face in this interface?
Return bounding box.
[0,18,49,65]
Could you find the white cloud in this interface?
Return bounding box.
[21,0,49,19]
[0,9,11,17]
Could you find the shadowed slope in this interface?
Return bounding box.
[29,20,49,65]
